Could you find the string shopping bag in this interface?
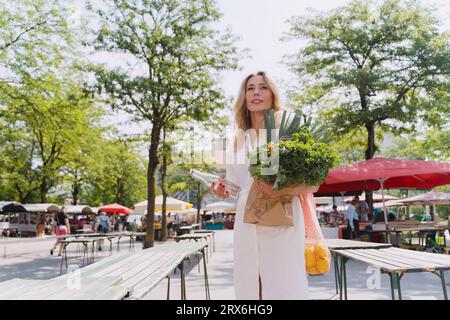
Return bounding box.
[300,193,332,275]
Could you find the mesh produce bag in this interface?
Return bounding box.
[300,193,331,275]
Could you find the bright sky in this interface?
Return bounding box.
[82,0,450,137]
[217,0,450,103]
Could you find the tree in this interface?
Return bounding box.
[90,0,239,248]
[285,0,450,159]
[0,0,72,82]
[0,116,40,203]
[383,128,450,161]
[284,0,450,210]
[0,68,103,202]
[81,136,148,208]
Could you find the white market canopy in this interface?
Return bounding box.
[344,193,399,203]
[373,200,406,208]
[64,205,94,215]
[23,203,60,213]
[320,205,348,212]
[397,191,450,206]
[134,196,193,213]
[204,201,237,212]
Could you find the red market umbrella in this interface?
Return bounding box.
[317,158,450,228]
[99,203,133,215]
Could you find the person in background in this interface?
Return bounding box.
[345,200,360,239]
[78,216,85,230]
[93,211,111,251]
[37,215,46,237]
[354,195,369,222]
[167,213,174,239]
[51,206,70,256]
[328,205,344,226]
[315,204,321,220]
[388,211,396,221]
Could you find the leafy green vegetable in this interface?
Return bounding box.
[250,110,337,190]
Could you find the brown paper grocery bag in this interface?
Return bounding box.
[243,181,294,227]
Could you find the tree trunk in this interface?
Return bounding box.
[144,120,161,248]
[40,176,47,203]
[72,172,80,205]
[116,177,125,204]
[196,182,201,224]
[72,182,80,205]
[160,130,168,242]
[364,122,376,217]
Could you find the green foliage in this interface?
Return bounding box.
[383,128,450,161]
[249,126,337,190]
[284,0,450,159]
[167,161,219,202]
[81,137,148,207]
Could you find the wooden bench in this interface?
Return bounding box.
[194,230,216,252]
[323,239,392,298]
[174,233,214,260]
[59,236,110,274]
[0,241,210,300]
[178,225,194,236]
[332,246,450,300]
[0,276,126,300]
[63,241,210,300]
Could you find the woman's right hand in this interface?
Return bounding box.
[210,181,230,199]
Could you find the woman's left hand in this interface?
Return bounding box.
[256,178,283,198]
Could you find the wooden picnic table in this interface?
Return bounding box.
[367,226,447,249]
[178,225,193,236]
[0,276,126,300]
[173,233,214,260]
[193,230,216,252]
[323,239,392,298]
[78,241,210,300]
[59,236,108,274]
[0,241,210,300]
[324,238,393,250]
[333,246,450,300]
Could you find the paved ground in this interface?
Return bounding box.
[0,231,449,300]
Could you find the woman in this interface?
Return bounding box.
[211,71,318,300]
[51,206,70,256]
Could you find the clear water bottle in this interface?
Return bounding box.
[189,169,240,199]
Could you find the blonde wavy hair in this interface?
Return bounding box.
[231,71,284,151]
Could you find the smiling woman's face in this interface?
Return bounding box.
[245,75,274,113]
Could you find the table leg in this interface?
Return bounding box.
[82,243,87,266]
[166,276,171,300]
[342,257,348,300]
[438,271,448,300]
[202,248,210,300]
[333,253,340,295]
[60,243,68,275]
[179,261,186,300]
[389,273,396,300]
[396,273,402,300]
[91,241,95,264]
